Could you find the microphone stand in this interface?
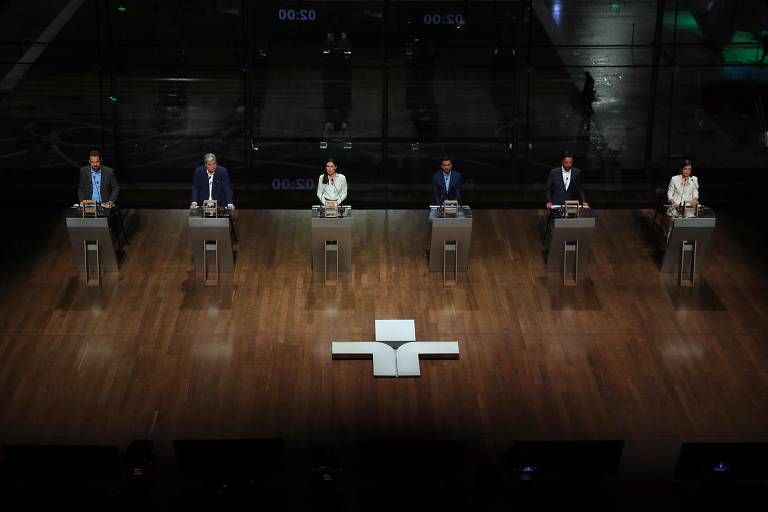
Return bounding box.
[330,178,341,205]
[676,175,687,216]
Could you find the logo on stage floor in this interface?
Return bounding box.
[331,320,460,377]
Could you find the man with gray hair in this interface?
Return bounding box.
[190,153,234,209]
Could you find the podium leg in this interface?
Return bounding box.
[325,240,338,286]
[203,240,219,286]
[84,240,100,287]
[563,240,579,287]
[443,240,458,286]
[679,240,696,287]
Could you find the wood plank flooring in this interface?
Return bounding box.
[0,208,767,478]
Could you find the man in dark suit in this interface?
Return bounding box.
[432,157,462,206]
[190,153,235,209]
[545,151,588,208]
[78,150,119,207]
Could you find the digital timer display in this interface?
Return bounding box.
[422,13,465,25]
[277,8,317,22]
[272,178,316,190]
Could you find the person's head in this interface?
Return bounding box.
[440,157,452,174]
[680,159,693,178]
[88,150,102,171]
[203,153,217,173]
[561,151,574,171]
[325,158,337,176]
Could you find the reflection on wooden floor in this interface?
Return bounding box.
[0,208,767,477]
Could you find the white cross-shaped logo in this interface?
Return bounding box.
[331,320,460,377]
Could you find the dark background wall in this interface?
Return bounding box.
[0,0,766,208]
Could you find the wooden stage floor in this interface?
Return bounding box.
[0,208,767,479]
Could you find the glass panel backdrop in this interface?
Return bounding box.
[0,0,766,207]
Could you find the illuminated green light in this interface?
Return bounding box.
[117,6,126,13]
[107,95,118,104]
[722,30,761,64]
[664,10,700,32]
[610,3,620,11]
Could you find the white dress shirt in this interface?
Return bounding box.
[667,174,699,205]
[317,173,348,203]
[562,166,571,190]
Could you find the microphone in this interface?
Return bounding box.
[92,174,101,204]
[690,176,700,215]
[676,175,687,213]
[330,178,341,204]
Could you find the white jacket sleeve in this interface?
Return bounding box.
[667,176,677,203]
[338,174,347,203]
[317,174,325,202]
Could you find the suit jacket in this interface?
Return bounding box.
[667,174,699,204]
[545,167,586,205]
[78,165,120,203]
[316,173,348,204]
[192,165,234,206]
[432,170,462,206]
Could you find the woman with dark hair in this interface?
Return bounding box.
[667,159,699,209]
[316,158,348,205]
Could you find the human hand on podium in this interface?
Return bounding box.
[227,203,235,210]
[189,202,198,210]
[546,202,553,209]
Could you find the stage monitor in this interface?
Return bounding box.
[506,440,625,479]
[674,442,768,481]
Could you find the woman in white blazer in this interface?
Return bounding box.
[316,158,348,205]
[667,159,699,208]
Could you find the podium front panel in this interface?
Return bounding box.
[429,217,473,272]
[546,215,595,272]
[312,217,352,272]
[188,217,234,272]
[66,217,119,272]
[660,216,716,273]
